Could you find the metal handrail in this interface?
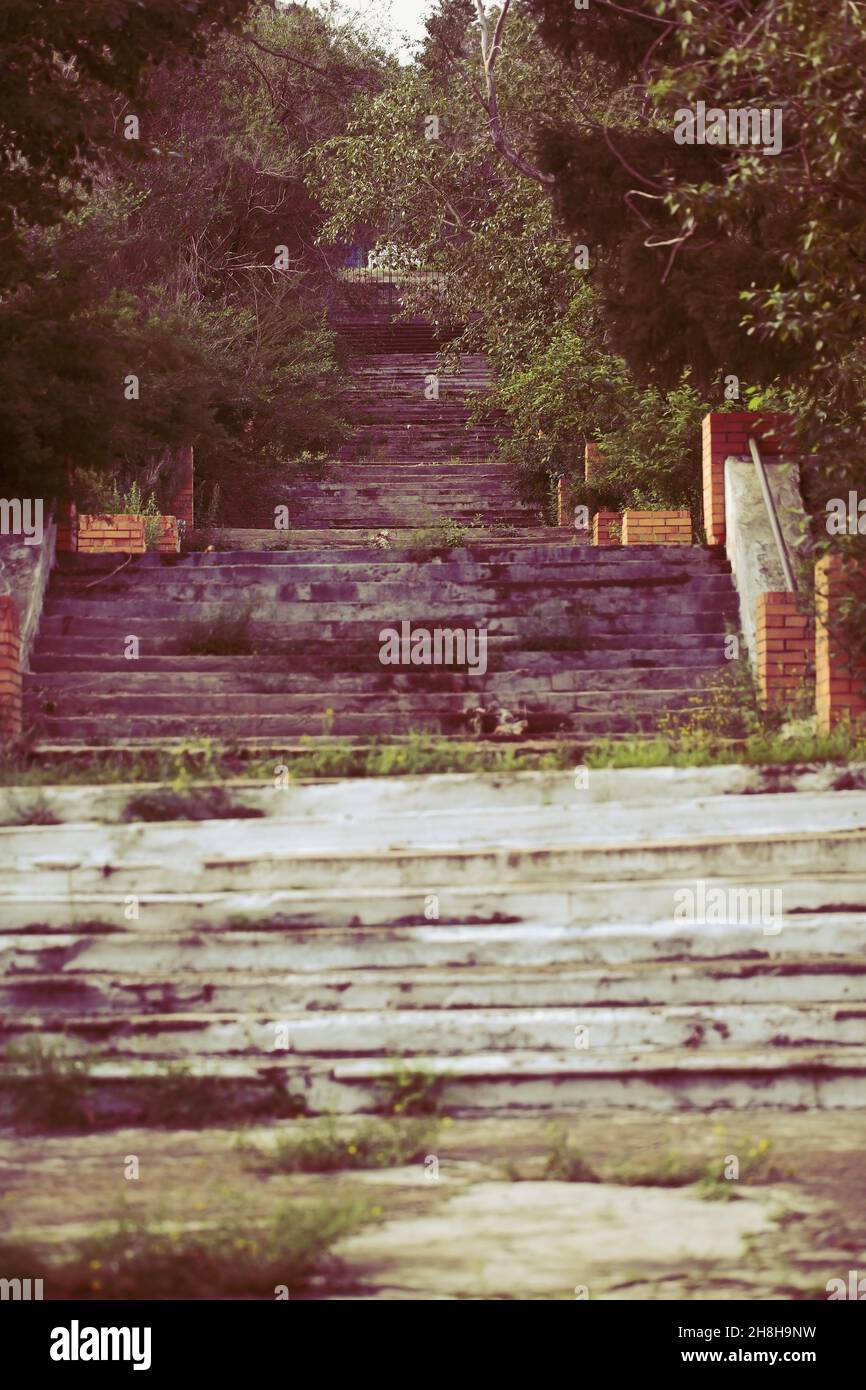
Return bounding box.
[747,434,797,593]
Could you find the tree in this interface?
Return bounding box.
[0,0,250,290]
[525,1,866,478]
[2,3,391,509]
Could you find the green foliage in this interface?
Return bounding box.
[0,0,250,291]
[543,1131,600,1183]
[0,1200,368,1299]
[0,3,393,504]
[3,1039,94,1131]
[377,1062,446,1116]
[540,1125,782,1196]
[404,515,469,557]
[495,286,717,515]
[528,0,866,498]
[75,472,164,548]
[248,1117,438,1174]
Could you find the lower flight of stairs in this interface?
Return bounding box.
[2,769,865,1119]
[23,544,739,744]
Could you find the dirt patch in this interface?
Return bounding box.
[1,1109,864,1300]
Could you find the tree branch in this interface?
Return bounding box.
[242,33,346,87]
[473,1,555,186]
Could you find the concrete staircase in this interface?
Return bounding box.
[2,767,865,1120]
[23,544,739,744]
[336,354,505,465]
[286,460,535,531]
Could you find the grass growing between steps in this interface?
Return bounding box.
[585,728,866,770]
[244,1117,439,1175]
[587,660,866,768]
[1,1044,306,1132]
[403,516,470,558]
[531,1126,786,1200]
[0,1201,369,1299]
[0,732,576,786]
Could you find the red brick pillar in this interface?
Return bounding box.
[170,446,194,530]
[0,597,22,741]
[756,591,814,710]
[556,476,574,528]
[593,511,621,546]
[56,463,78,551]
[584,442,602,484]
[702,412,794,546]
[56,499,78,552]
[815,554,866,732]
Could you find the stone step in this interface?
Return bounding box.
[47,562,734,591]
[24,665,718,696]
[4,905,864,961]
[2,763,857,826]
[290,462,509,475]
[35,594,738,629]
[33,606,737,644]
[53,545,729,569]
[44,574,737,603]
[179,530,582,550]
[23,706,700,739]
[28,646,728,673]
[4,1000,863,1059]
[24,687,708,721]
[1,1046,864,1117]
[7,954,864,1015]
[4,813,865,894]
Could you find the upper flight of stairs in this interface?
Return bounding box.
[24,544,739,745]
[3,767,865,1118]
[337,354,505,464]
[331,311,447,355]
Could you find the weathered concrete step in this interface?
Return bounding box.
[44,576,738,606]
[337,447,502,463]
[2,1047,864,1117]
[54,545,729,569]
[24,665,718,697]
[284,503,533,520]
[288,462,513,477]
[7,789,863,865]
[28,636,734,668]
[4,1001,863,1058]
[7,955,865,1015]
[27,688,711,719]
[33,614,736,648]
[5,911,865,971]
[2,764,859,827]
[286,468,517,484]
[47,563,736,592]
[168,530,579,551]
[28,646,727,673]
[6,830,866,898]
[20,707,720,739]
[38,588,739,621]
[321,1047,866,1112]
